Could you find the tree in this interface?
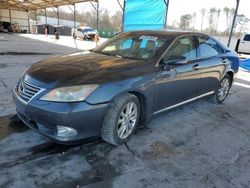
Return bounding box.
[223,7,235,34]
[208,8,216,34]
[179,14,193,30]
[192,12,196,29]
[236,14,250,36]
[215,9,221,31]
[208,8,221,34]
[200,8,206,31]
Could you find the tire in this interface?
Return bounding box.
[73,33,77,39]
[101,93,140,146]
[212,74,231,104]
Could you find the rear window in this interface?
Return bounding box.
[243,34,250,41]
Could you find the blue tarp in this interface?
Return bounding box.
[240,59,250,71]
[123,0,167,31]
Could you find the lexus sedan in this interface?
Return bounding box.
[13,31,239,145]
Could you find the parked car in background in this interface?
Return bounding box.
[13,31,239,146]
[0,21,13,32]
[236,33,250,54]
[73,26,97,40]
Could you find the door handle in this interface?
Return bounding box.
[222,58,227,63]
[192,64,200,70]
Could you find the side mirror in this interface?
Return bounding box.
[160,56,187,71]
[164,56,187,65]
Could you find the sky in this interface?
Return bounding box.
[69,0,250,32]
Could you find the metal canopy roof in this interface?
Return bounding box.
[0,0,98,11]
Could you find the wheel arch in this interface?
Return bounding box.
[128,91,148,125]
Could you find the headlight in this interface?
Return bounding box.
[40,84,98,102]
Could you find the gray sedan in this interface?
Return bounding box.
[13,31,239,145]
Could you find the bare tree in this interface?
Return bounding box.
[215,9,221,31]
[200,8,206,31]
[208,8,217,34]
[223,7,235,34]
[192,12,196,30]
[236,14,250,36]
[180,14,193,30]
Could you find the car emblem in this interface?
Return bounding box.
[19,81,25,94]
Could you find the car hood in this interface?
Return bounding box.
[25,51,151,88]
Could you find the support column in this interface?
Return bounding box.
[227,0,240,47]
[164,0,170,28]
[9,9,12,23]
[35,10,38,25]
[45,8,47,25]
[116,0,125,31]
[27,10,30,33]
[122,0,125,31]
[96,1,99,31]
[74,3,76,29]
[57,6,60,27]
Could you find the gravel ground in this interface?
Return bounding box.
[0,33,250,188]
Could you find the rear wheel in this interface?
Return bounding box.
[213,74,231,104]
[101,93,140,145]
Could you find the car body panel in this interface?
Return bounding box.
[154,60,202,112]
[238,34,250,54]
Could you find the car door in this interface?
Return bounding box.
[195,35,227,96]
[154,35,201,114]
[238,34,250,54]
[76,28,83,38]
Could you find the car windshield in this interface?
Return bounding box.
[83,28,94,32]
[93,33,168,60]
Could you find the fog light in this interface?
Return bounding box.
[57,125,77,138]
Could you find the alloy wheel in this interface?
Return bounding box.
[217,77,230,101]
[117,102,138,139]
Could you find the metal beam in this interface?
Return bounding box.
[227,0,240,47]
[164,0,169,28]
[90,1,97,11]
[27,10,30,33]
[96,0,99,31]
[9,9,12,23]
[74,3,76,29]
[122,0,126,31]
[3,0,97,11]
[35,10,38,26]
[45,8,47,25]
[57,6,60,27]
[116,0,123,11]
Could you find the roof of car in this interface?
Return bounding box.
[126,30,206,37]
[79,26,93,29]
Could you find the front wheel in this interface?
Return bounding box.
[213,74,231,104]
[101,93,140,145]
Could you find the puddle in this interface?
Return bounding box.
[143,141,181,160]
[0,115,28,140]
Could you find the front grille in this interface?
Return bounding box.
[16,79,42,102]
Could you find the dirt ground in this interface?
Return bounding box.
[0,33,250,188]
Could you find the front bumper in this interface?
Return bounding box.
[13,88,108,144]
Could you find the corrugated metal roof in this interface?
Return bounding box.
[0,0,98,10]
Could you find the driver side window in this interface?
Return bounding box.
[164,36,197,62]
